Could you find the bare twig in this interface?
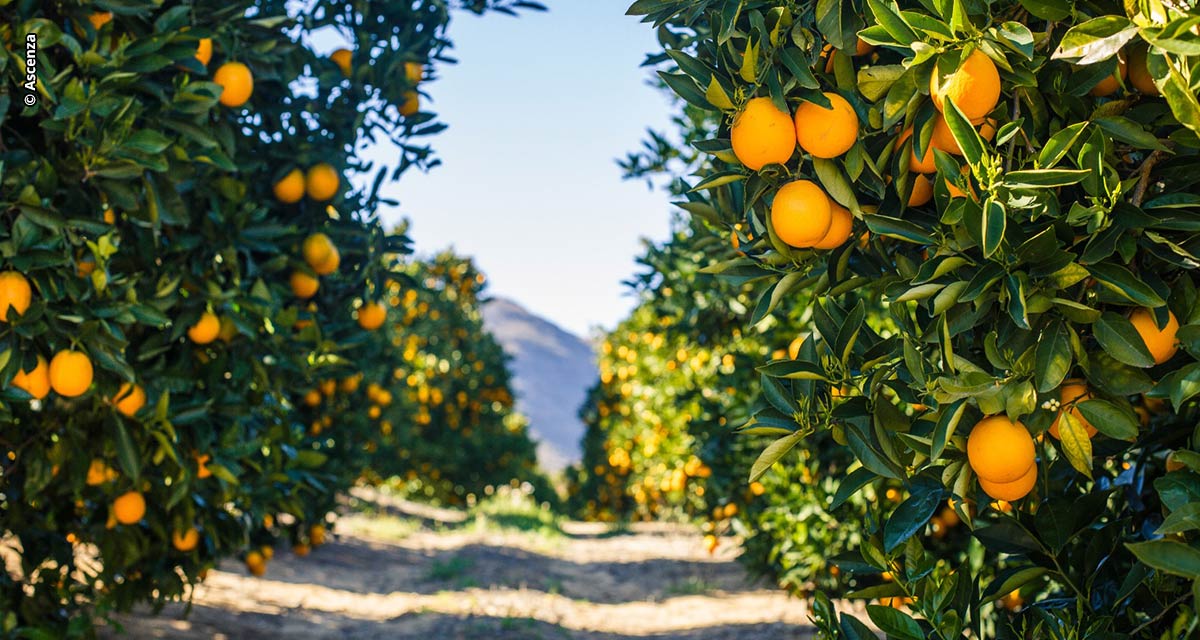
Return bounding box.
[1132,148,1169,207]
[1129,592,1191,636]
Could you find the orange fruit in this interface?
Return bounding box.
[330,48,352,76]
[213,62,253,107]
[731,97,795,170]
[340,375,361,393]
[1129,44,1159,95]
[405,61,424,85]
[188,312,221,344]
[908,174,933,206]
[88,11,113,31]
[967,415,1035,483]
[0,271,33,321]
[273,169,305,204]
[195,453,213,479]
[1048,381,1097,439]
[195,38,213,66]
[245,550,267,576]
[794,92,859,159]
[293,543,311,557]
[290,271,319,299]
[260,545,274,561]
[319,379,337,396]
[979,463,1037,501]
[113,491,146,525]
[313,247,340,276]
[303,390,321,407]
[1167,451,1186,472]
[76,256,97,278]
[946,165,975,199]
[811,202,853,250]
[770,180,832,248]
[86,459,116,486]
[357,302,387,330]
[898,128,937,174]
[1129,307,1180,365]
[400,91,420,117]
[930,50,1001,123]
[302,233,336,269]
[855,37,875,56]
[112,382,146,417]
[305,164,340,201]
[787,335,806,360]
[928,114,997,156]
[49,350,94,397]
[11,356,50,400]
[310,524,326,546]
[368,405,381,419]
[1089,55,1127,97]
[172,528,200,552]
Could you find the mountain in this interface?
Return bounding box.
[480,297,596,472]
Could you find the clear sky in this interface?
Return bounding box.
[362,2,676,338]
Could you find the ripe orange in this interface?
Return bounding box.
[245,550,267,576]
[213,62,253,107]
[313,247,340,276]
[855,37,875,56]
[770,180,832,248]
[195,453,213,479]
[49,350,94,397]
[811,202,853,250]
[368,405,381,419]
[88,11,113,31]
[928,114,997,156]
[787,335,806,360]
[1167,451,1186,472]
[794,92,859,159]
[302,233,336,269]
[0,271,33,321]
[113,491,146,525]
[1129,307,1179,365]
[188,312,221,344]
[319,379,337,396]
[293,543,311,557]
[11,356,50,400]
[731,97,795,171]
[172,528,200,552]
[946,165,975,199]
[340,374,361,393]
[303,389,321,407]
[290,271,319,299]
[1089,55,1127,97]
[310,524,326,546]
[405,62,424,84]
[967,415,1035,483]
[1049,381,1097,439]
[400,91,420,117]
[112,382,146,417]
[330,48,352,76]
[273,169,305,204]
[260,545,275,561]
[979,463,1037,501]
[357,302,387,330]
[1128,44,1159,95]
[195,38,213,66]
[86,459,117,486]
[930,50,1001,123]
[898,128,937,174]
[305,164,340,201]
[908,174,933,206]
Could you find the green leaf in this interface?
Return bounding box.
[750,430,805,483]
[831,467,876,510]
[864,214,935,244]
[1076,399,1138,441]
[981,198,1006,258]
[942,98,984,169]
[865,0,917,45]
[1035,321,1072,392]
[704,77,734,110]
[1052,16,1138,64]
[1127,540,1200,579]
[1095,311,1157,368]
[1004,169,1091,188]
[931,399,966,461]
[1093,116,1168,151]
[883,480,944,551]
[690,171,747,192]
[114,420,141,482]
[1157,503,1200,536]
[1086,264,1166,307]
[982,566,1048,602]
[658,71,711,110]
[865,605,924,640]
[816,0,865,53]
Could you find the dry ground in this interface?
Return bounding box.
[103,491,862,639]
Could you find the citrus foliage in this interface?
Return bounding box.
[632,0,1200,636]
[0,0,541,635]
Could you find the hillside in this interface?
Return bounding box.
[481,297,597,471]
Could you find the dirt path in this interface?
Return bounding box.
[105,495,835,639]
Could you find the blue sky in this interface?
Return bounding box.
[362,2,677,338]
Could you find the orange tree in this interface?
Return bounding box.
[633,0,1200,636]
[0,0,540,635]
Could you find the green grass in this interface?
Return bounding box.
[336,512,424,542]
[425,556,474,582]
[462,488,565,541]
[664,576,717,596]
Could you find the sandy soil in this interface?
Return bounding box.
[102,495,849,639]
